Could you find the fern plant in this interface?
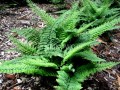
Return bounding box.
[0,0,120,90]
[75,0,120,27]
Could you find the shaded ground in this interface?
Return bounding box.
[0,4,120,90]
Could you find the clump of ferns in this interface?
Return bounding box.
[0,0,120,90]
[76,0,120,27]
[74,0,120,48]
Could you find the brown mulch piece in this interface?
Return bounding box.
[0,4,120,90]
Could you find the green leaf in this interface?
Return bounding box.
[75,50,105,62]
[63,41,93,64]
[55,71,82,90]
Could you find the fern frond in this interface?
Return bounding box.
[12,27,40,46]
[79,18,120,41]
[0,56,57,76]
[27,0,55,26]
[37,27,58,53]
[55,71,82,90]
[2,55,58,68]
[0,62,57,76]
[36,68,57,76]
[71,1,80,10]
[63,41,93,64]
[95,0,113,17]
[75,62,120,83]
[77,21,95,34]
[24,59,58,69]
[105,8,120,16]
[11,38,36,55]
[61,11,79,30]
[78,0,119,27]
[0,56,47,65]
[85,0,98,13]
[0,1,119,89]
[75,50,105,62]
[56,62,119,90]
[60,64,75,72]
[0,63,39,74]
[52,6,80,30]
[61,21,94,48]
[89,17,120,40]
[43,44,63,58]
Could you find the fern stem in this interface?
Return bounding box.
[61,35,72,48]
[77,21,94,34]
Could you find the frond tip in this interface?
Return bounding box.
[0,63,39,74]
[75,50,105,62]
[56,62,119,90]
[26,0,55,25]
[76,62,120,83]
[55,71,82,90]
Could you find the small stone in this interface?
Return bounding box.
[0,79,3,83]
[87,87,93,90]
[112,70,116,75]
[6,54,11,59]
[13,86,21,90]
[17,79,22,83]
[35,77,40,81]
[1,52,4,56]
[20,20,30,25]
[28,87,32,90]
[0,74,2,77]
[21,77,26,83]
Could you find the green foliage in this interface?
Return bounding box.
[49,0,64,4]
[77,0,120,27]
[55,62,119,90]
[11,37,37,55]
[0,0,120,90]
[75,50,105,62]
[55,71,82,90]
[79,18,120,42]
[0,56,57,76]
[27,0,55,26]
[0,4,9,10]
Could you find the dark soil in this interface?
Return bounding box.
[0,4,120,90]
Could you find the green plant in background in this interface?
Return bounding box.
[49,0,64,4]
[0,0,120,90]
[0,4,12,11]
[76,0,120,27]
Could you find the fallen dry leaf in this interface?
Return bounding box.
[5,74,16,80]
